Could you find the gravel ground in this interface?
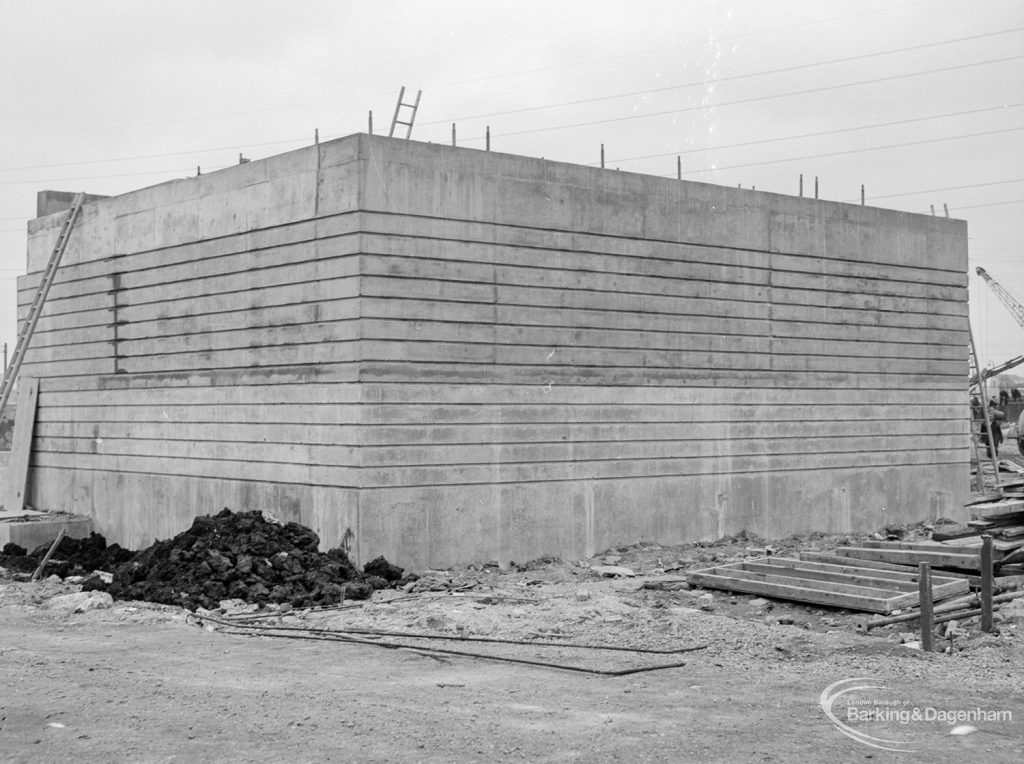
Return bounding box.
[2,526,1022,763]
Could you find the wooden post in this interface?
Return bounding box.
[981,535,994,632]
[31,528,66,582]
[861,185,865,206]
[451,123,456,146]
[918,562,933,652]
[2,378,39,514]
[677,156,681,180]
[600,144,605,169]
[814,176,819,199]
[368,111,373,135]
[930,204,936,216]
[314,128,319,145]
[486,126,490,151]
[943,203,949,218]
[799,174,803,197]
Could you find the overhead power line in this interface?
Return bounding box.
[846,178,1024,203]
[4,100,1016,181]
[423,26,1024,127]
[484,54,1024,141]
[0,0,943,144]
[602,102,1024,165]
[955,199,1024,211]
[673,126,1024,176]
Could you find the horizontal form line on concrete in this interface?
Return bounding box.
[17,325,967,358]
[18,261,966,323]
[24,204,966,284]
[28,450,965,491]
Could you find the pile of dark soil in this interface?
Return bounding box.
[0,533,133,577]
[80,508,411,611]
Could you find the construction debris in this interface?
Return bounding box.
[685,555,969,614]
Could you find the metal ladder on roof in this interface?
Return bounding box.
[0,192,85,420]
[388,86,422,139]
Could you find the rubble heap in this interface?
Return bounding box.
[80,508,409,611]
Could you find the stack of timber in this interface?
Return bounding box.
[828,535,1024,587]
[686,556,968,614]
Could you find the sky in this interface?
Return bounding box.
[1,0,1022,373]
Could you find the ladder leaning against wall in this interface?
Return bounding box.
[0,192,85,421]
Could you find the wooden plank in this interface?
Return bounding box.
[972,499,1024,519]
[860,539,1007,556]
[743,556,944,584]
[833,546,981,571]
[686,570,906,613]
[1,378,39,513]
[994,525,1024,539]
[740,561,921,591]
[799,552,975,583]
[940,536,1020,552]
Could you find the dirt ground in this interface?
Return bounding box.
[2,524,1023,764]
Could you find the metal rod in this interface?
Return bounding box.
[486,126,490,151]
[368,110,373,135]
[451,123,456,146]
[204,615,702,655]
[814,176,819,199]
[799,174,803,197]
[677,156,681,180]
[314,128,319,145]
[918,562,933,651]
[981,535,994,632]
[314,626,700,655]
[219,627,703,676]
[600,144,605,169]
[861,184,865,206]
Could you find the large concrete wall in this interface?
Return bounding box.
[18,134,969,566]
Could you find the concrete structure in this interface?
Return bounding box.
[17,134,970,567]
